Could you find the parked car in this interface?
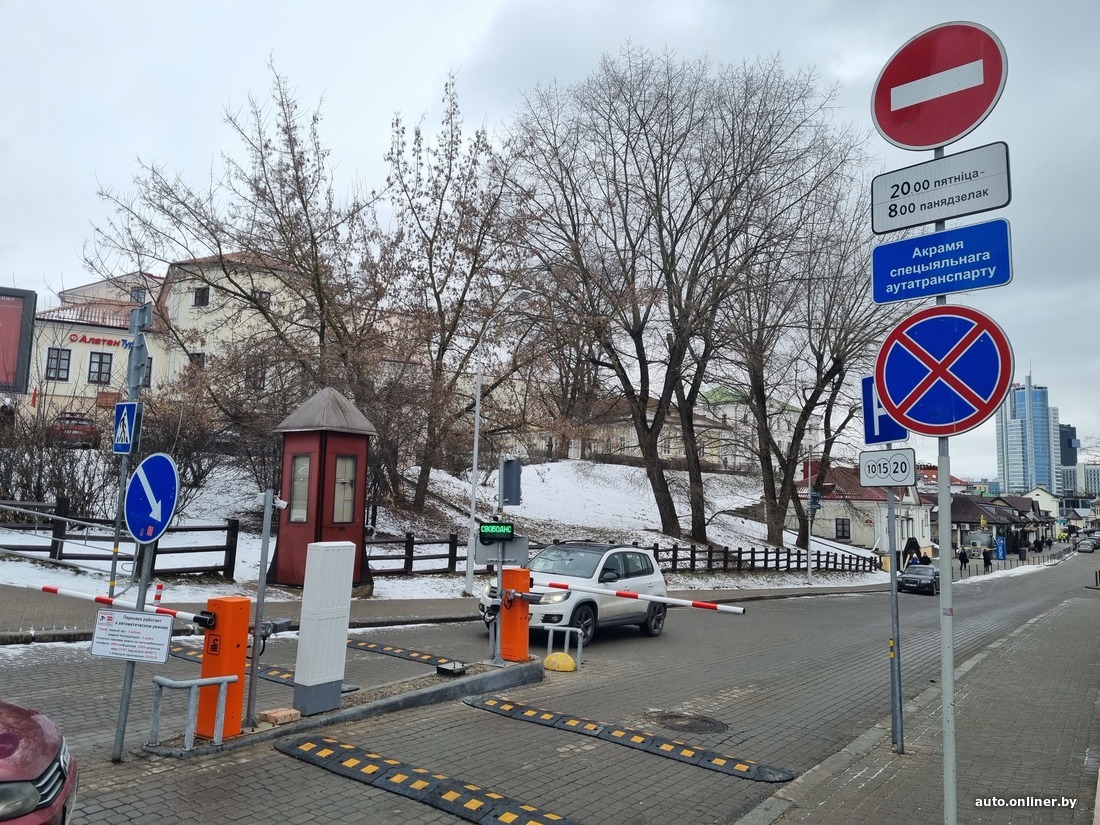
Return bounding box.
[1078,540,1095,553]
[44,413,101,449]
[479,542,668,644]
[0,698,78,824]
[897,565,940,595]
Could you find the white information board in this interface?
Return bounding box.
[858,448,917,487]
[91,609,173,664]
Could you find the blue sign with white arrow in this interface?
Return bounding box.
[124,453,179,544]
[872,218,1012,304]
[861,376,908,445]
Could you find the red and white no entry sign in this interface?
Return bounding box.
[872,21,1007,150]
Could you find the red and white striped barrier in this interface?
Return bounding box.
[545,581,746,614]
[153,582,164,606]
[21,584,216,628]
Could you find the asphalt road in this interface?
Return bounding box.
[2,555,1089,824]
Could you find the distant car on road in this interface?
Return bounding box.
[479,542,668,644]
[1078,540,1095,553]
[44,413,101,449]
[897,565,940,595]
[0,698,79,824]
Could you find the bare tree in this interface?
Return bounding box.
[715,179,913,546]
[512,45,873,539]
[372,76,536,509]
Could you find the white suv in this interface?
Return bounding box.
[479,542,668,644]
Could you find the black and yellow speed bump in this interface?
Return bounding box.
[168,643,359,692]
[275,736,581,824]
[465,695,795,783]
[347,638,467,669]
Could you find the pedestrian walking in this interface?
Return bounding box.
[958,547,970,573]
[982,547,993,573]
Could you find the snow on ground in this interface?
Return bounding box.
[0,460,1056,602]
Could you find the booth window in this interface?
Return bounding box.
[289,455,311,523]
[333,456,356,523]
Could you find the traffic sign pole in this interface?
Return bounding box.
[112,452,180,763]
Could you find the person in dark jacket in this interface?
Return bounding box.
[982,546,993,573]
[958,547,970,572]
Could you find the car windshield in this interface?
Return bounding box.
[905,567,935,578]
[528,546,605,579]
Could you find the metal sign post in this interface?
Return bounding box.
[859,446,915,754]
[112,453,179,763]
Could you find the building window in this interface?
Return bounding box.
[193,287,210,307]
[46,347,71,381]
[130,287,146,304]
[289,455,311,523]
[87,352,113,385]
[189,352,206,370]
[835,518,851,540]
[333,456,356,523]
[252,289,271,309]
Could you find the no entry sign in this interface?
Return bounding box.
[874,304,1013,437]
[872,22,1007,150]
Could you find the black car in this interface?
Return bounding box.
[897,565,940,595]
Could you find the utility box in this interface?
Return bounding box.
[293,541,355,716]
[500,567,531,662]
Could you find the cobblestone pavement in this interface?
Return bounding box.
[0,545,1095,823]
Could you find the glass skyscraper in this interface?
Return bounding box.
[995,374,1061,494]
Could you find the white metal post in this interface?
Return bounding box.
[463,345,484,596]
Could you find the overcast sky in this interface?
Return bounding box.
[2,0,1096,479]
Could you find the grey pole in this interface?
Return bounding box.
[464,345,484,596]
[245,489,275,727]
[111,538,154,762]
[886,484,904,753]
[109,304,151,597]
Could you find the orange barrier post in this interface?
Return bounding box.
[500,567,531,662]
[197,596,250,740]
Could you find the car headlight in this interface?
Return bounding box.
[539,591,570,605]
[482,583,498,599]
[0,781,41,819]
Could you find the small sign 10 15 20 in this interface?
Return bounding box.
[858,448,916,487]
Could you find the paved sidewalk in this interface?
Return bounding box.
[744,592,1100,825]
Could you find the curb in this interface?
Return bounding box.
[142,656,544,759]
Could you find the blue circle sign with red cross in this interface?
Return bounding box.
[874,304,1013,437]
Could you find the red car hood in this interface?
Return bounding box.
[0,700,62,782]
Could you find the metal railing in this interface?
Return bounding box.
[148,674,237,751]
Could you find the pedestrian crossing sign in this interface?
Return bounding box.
[113,402,143,455]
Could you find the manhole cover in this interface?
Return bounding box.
[643,712,727,733]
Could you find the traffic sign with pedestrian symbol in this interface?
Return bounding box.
[113,402,143,455]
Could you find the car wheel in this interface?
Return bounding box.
[639,603,666,637]
[571,603,597,645]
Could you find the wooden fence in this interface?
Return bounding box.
[362,534,882,577]
[0,497,240,579]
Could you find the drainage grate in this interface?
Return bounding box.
[644,712,728,734]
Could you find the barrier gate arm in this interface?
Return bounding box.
[545,581,746,615]
[21,583,216,628]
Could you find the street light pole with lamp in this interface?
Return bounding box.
[803,435,830,586]
[462,291,533,596]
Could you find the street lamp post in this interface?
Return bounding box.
[804,436,829,586]
[461,290,534,597]
[463,342,485,597]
